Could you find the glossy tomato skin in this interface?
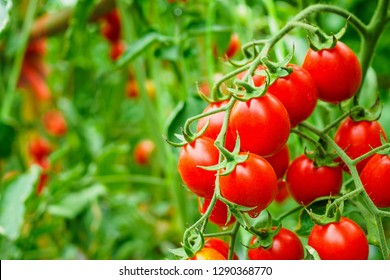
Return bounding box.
[302,41,362,104]
[264,145,290,179]
[286,155,342,205]
[204,238,239,260]
[248,228,304,260]
[178,136,220,198]
[196,101,235,151]
[133,139,155,166]
[267,64,318,127]
[308,217,369,260]
[219,153,278,217]
[189,248,226,260]
[334,117,387,173]
[198,198,236,227]
[360,154,390,208]
[230,94,290,157]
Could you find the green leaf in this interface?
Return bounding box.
[47,184,106,219]
[164,96,205,145]
[0,0,12,35]
[305,245,321,260]
[0,121,16,158]
[0,166,40,240]
[115,32,172,69]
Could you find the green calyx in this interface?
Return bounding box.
[306,19,348,51]
[199,134,248,176]
[347,98,383,122]
[307,200,343,226]
[248,223,282,250]
[164,119,210,148]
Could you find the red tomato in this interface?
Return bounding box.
[230,94,290,157]
[42,110,68,137]
[196,101,235,151]
[264,145,289,179]
[219,153,278,217]
[198,198,235,227]
[101,10,121,43]
[248,228,304,260]
[308,217,369,260]
[204,238,239,260]
[224,33,241,59]
[133,139,155,166]
[302,41,362,103]
[25,39,46,57]
[178,136,220,198]
[110,41,125,61]
[274,179,289,204]
[28,137,52,161]
[20,62,51,101]
[189,248,226,260]
[334,117,387,173]
[267,64,318,127]
[360,154,390,208]
[286,154,342,205]
[35,158,50,195]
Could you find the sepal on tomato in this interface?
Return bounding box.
[246,223,282,250]
[306,20,348,51]
[306,200,343,226]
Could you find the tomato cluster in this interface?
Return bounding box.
[175,37,386,260]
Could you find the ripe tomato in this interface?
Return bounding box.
[189,248,226,260]
[264,145,289,179]
[35,158,50,195]
[196,101,235,151]
[274,179,289,204]
[334,117,387,173]
[204,238,239,260]
[219,153,278,217]
[178,136,220,198]
[224,33,241,59]
[248,228,304,260]
[230,94,290,157]
[101,10,121,43]
[308,217,369,260]
[237,64,318,127]
[360,154,390,208]
[110,41,125,61]
[198,198,235,227]
[286,154,342,205]
[20,62,51,101]
[302,41,362,103]
[133,139,155,166]
[28,137,52,161]
[267,64,318,127]
[42,110,68,137]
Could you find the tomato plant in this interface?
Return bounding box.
[204,238,239,260]
[198,198,235,227]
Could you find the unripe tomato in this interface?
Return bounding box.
[264,145,290,179]
[189,248,226,260]
[204,238,239,260]
[286,154,342,205]
[360,154,390,208]
[133,139,155,166]
[302,41,362,104]
[230,94,290,157]
[42,110,68,137]
[196,101,235,151]
[198,198,235,227]
[248,228,304,260]
[219,153,278,217]
[334,117,387,173]
[308,217,369,260]
[178,136,220,198]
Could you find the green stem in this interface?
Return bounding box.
[291,128,327,157]
[351,143,390,165]
[228,222,240,260]
[1,0,39,119]
[206,0,216,99]
[274,206,303,224]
